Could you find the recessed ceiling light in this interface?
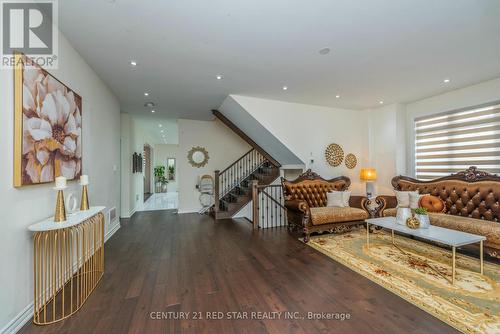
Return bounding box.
[151,110,155,113]
[160,130,164,133]
[216,75,223,80]
[335,95,340,99]
[130,60,137,66]
[319,47,331,55]
[379,101,384,104]
[282,86,288,91]
[443,78,450,83]
[158,124,162,128]
[144,92,149,96]
[144,102,155,107]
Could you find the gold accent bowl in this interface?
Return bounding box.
[406,217,420,229]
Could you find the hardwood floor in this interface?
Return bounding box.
[20,211,458,334]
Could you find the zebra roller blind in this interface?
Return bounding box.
[415,102,500,180]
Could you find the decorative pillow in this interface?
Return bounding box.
[327,191,351,207]
[327,192,343,207]
[394,190,419,208]
[341,191,351,207]
[409,192,422,209]
[419,195,446,213]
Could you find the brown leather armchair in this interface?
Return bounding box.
[282,169,369,242]
[376,167,500,258]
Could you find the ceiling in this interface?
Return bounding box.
[134,116,178,145]
[59,0,500,120]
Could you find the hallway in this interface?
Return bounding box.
[19,211,457,334]
[137,192,179,212]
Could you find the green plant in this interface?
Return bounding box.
[414,207,428,215]
[154,166,168,184]
[168,165,175,174]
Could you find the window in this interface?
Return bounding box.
[414,102,500,180]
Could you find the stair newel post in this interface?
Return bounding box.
[214,170,220,219]
[251,180,259,229]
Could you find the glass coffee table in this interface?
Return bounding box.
[365,217,486,285]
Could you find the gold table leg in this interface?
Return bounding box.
[391,230,395,245]
[480,240,484,275]
[366,222,369,249]
[452,246,456,285]
[33,212,105,325]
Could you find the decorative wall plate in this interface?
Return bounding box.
[345,153,357,169]
[188,146,209,168]
[325,143,344,167]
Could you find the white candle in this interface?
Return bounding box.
[80,175,89,186]
[55,176,67,189]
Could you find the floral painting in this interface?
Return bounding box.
[14,54,82,187]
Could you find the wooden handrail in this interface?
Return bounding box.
[213,110,281,168]
[220,148,254,175]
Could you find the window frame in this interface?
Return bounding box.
[412,100,500,180]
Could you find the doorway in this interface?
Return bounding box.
[143,145,152,202]
[138,145,179,212]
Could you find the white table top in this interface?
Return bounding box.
[28,206,106,232]
[366,216,486,247]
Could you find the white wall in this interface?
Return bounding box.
[365,103,407,195]
[154,144,179,192]
[363,76,500,193]
[219,96,303,165]
[230,95,369,195]
[405,76,500,177]
[0,34,121,332]
[177,118,250,213]
[120,114,157,217]
[120,113,132,217]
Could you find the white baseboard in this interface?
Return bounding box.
[0,303,33,334]
[120,208,136,219]
[177,209,199,214]
[1,219,120,334]
[105,220,121,242]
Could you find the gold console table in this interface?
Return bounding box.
[28,206,106,325]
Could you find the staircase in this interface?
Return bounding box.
[213,150,280,219]
[211,110,281,219]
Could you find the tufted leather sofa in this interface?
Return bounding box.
[377,167,500,257]
[282,169,369,242]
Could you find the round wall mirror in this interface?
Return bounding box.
[187,146,209,168]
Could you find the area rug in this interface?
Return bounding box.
[307,229,500,334]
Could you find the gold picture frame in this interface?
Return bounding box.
[14,53,83,187]
[187,146,209,168]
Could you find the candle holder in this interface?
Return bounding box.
[80,185,90,211]
[54,189,67,222]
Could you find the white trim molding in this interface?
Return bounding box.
[120,208,136,219]
[105,220,121,243]
[0,303,33,334]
